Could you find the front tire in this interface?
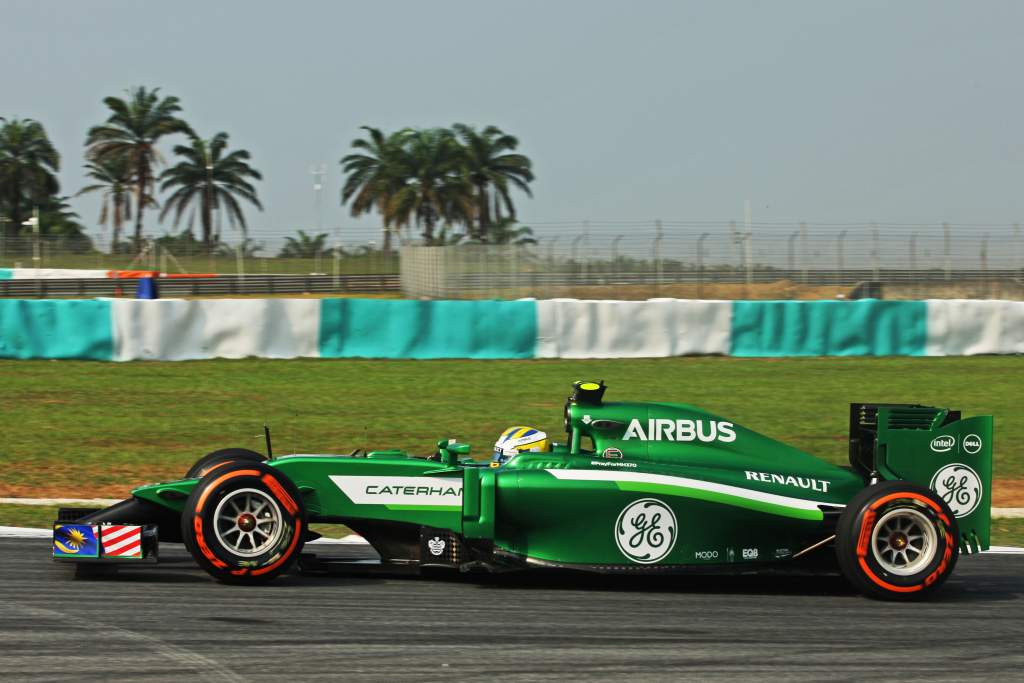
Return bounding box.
[182,461,305,584]
[185,448,267,479]
[836,481,959,600]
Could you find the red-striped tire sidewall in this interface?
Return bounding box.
[837,481,959,600]
[182,462,305,584]
[184,448,267,479]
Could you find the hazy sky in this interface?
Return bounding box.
[3,0,1024,247]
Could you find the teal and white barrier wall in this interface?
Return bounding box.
[925,299,1024,355]
[536,299,732,357]
[1,298,1022,361]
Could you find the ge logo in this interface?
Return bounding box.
[614,499,677,564]
[930,463,983,518]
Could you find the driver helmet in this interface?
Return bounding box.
[491,426,551,467]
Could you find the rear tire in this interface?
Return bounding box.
[836,480,959,600]
[185,448,266,479]
[182,461,305,584]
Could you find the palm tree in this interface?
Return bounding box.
[278,230,331,258]
[486,218,538,246]
[85,87,193,249]
[340,126,407,253]
[215,238,264,258]
[452,124,533,240]
[158,132,263,247]
[340,124,535,247]
[386,128,471,242]
[0,117,60,237]
[424,225,465,246]
[76,156,140,251]
[39,195,93,252]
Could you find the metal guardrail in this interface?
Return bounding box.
[2,270,1020,299]
[0,274,400,298]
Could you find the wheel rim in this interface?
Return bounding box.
[212,488,284,557]
[870,506,938,576]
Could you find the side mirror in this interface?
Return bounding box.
[437,439,471,466]
[448,443,471,455]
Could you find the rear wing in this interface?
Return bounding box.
[849,403,993,553]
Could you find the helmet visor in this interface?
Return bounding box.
[491,447,515,467]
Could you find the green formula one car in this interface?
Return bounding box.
[53,381,992,600]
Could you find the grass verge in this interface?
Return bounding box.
[0,356,1020,498]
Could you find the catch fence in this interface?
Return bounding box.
[400,221,1024,300]
[3,222,1023,300]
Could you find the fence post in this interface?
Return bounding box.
[909,232,918,299]
[1014,223,1021,281]
[31,207,41,277]
[943,222,951,281]
[236,243,245,293]
[611,235,623,265]
[571,233,584,293]
[837,230,847,286]
[800,222,808,285]
[697,232,709,299]
[730,220,739,275]
[653,220,664,295]
[743,232,753,296]
[333,245,341,292]
[981,232,989,298]
[512,242,519,297]
[871,222,880,281]
[787,230,798,278]
[743,201,754,295]
[582,221,591,294]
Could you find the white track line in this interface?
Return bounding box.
[0,526,50,538]
[983,546,1024,555]
[0,498,122,506]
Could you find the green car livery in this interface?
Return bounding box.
[53,381,992,600]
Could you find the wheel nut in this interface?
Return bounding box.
[237,513,256,531]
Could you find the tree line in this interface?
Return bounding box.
[1,87,535,256]
[341,124,535,250]
[1,88,262,253]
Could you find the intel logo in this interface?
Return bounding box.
[963,434,982,455]
[930,435,955,453]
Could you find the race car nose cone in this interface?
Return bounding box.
[237,513,256,532]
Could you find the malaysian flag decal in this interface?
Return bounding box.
[101,525,143,558]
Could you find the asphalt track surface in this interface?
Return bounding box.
[2,538,1023,682]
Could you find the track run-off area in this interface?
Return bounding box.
[1,535,1022,682]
